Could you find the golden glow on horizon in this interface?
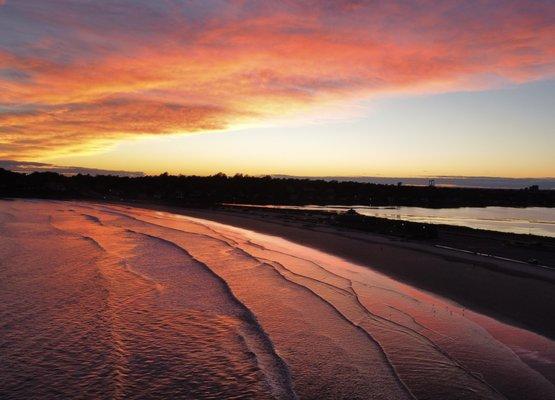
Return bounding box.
[44,113,555,179]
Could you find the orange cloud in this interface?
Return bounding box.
[0,1,553,158]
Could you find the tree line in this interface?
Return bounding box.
[1,168,553,208]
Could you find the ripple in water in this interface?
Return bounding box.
[1,199,554,399]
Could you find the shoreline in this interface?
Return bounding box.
[111,200,555,340]
[218,204,555,267]
[4,198,555,397]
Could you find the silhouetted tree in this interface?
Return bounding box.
[1,168,553,208]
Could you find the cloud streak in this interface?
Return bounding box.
[0,0,553,158]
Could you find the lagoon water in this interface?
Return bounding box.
[1,200,554,399]
[232,205,555,237]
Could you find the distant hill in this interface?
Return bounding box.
[0,160,144,177]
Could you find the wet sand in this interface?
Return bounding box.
[1,199,555,399]
[132,204,555,340]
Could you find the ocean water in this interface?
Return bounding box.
[1,199,554,399]
[229,204,555,237]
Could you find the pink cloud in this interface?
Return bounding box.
[0,1,553,158]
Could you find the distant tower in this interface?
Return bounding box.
[428,179,435,187]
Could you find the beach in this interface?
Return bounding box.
[133,203,555,339]
[1,199,554,399]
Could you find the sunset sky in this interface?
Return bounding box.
[1,1,554,177]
